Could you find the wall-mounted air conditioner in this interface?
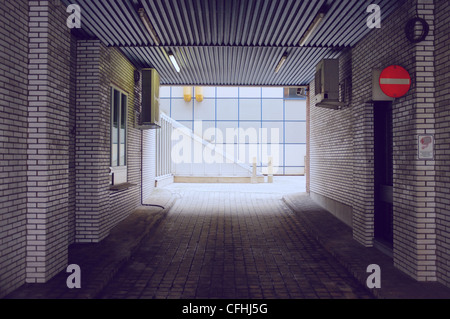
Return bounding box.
[284,87,308,99]
[138,68,160,129]
[314,59,344,110]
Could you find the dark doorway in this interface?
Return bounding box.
[373,101,393,252]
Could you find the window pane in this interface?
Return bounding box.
[120,94,127,166]
[111,89,120,166]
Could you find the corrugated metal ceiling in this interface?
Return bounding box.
[62,0,400,86]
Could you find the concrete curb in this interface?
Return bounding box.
[282,193,450,299]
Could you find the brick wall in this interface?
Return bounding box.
[75,40,107,242]
[76,41,145,242]
[309,0,439,282]
[102,46,142,235]
[0,0,161,297]
[0,0,150,295]
[407,0,436,282]
[435,0,450,287]
[68,33,77,245]
[26,0,72,283]
[0,0,29,297]
[309,49,355,228]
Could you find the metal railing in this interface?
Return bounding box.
[157,113,263,178]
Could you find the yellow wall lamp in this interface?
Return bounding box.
[183,86,204,102]
[195,86,203,102]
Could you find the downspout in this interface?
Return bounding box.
[140,129,164,209]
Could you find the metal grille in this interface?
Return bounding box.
[62,0,400,86]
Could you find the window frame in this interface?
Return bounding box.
[110,86,128,184]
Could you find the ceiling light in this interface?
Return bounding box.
[298,12,325,46]
[168,51,180,72]
[138,8,160,46]
[275,53,288,73]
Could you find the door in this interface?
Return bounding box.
[373,101,393,248]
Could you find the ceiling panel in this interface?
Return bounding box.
[62,0,401,86]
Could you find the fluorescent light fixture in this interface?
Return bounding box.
[138,8,160,46]
[168,51,180,72]
[298,12,325,46]
[274,53,288,73]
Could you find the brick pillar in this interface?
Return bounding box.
[0,0,29,296]
[393,0,437,282]
[26,0,72,283]
[434,0,450,288]
[75,40,111,243]
[351,102,375,247]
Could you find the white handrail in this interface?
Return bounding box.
[161,112,263,176]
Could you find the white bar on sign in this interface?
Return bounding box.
[379,78,411,85]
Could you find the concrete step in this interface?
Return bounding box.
[174,175,265,183]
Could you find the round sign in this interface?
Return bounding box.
[379,65,411,98]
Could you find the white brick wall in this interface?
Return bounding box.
[104,47,143,235]
[406,0,437,282]
[309,0,441,283]
[75,40,108,242]
[1,0,154,296]
[75,40,147,242]
[68,34,77,245]
[26,0,72,284]
[0,0,29,297]
[309,49,356,226]
[435,0,450,287]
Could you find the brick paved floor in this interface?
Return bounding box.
[98,184,372,299]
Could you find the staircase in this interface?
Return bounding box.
[163,113,265,183]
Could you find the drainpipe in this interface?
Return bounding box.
[140,129,164,209]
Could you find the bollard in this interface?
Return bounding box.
[268,156,273,183]
[251,157,257,184]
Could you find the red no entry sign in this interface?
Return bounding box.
[379,65,411,98]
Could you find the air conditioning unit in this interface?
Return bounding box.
[314,59,344,109]
[138,68,161,129]
[284,87,308,99]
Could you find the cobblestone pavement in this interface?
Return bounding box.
[98,186,372,299]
